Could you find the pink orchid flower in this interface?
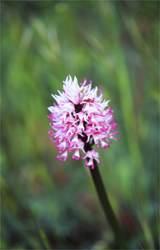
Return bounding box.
[48,76,118,169]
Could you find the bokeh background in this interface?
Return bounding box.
[1,1,159,249]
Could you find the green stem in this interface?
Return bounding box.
[89,161,126,248]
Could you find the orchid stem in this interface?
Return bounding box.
[89,161,126,249]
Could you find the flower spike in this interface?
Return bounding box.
[48,76,118,168]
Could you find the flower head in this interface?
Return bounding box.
[48,76,118,169]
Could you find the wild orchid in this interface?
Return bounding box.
[48,75,118,169]
[48,76,125,248]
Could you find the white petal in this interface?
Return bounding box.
[48,106,54,112]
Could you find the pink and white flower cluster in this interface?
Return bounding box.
[48,76,118,169]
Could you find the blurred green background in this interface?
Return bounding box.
[1,1,159,249]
